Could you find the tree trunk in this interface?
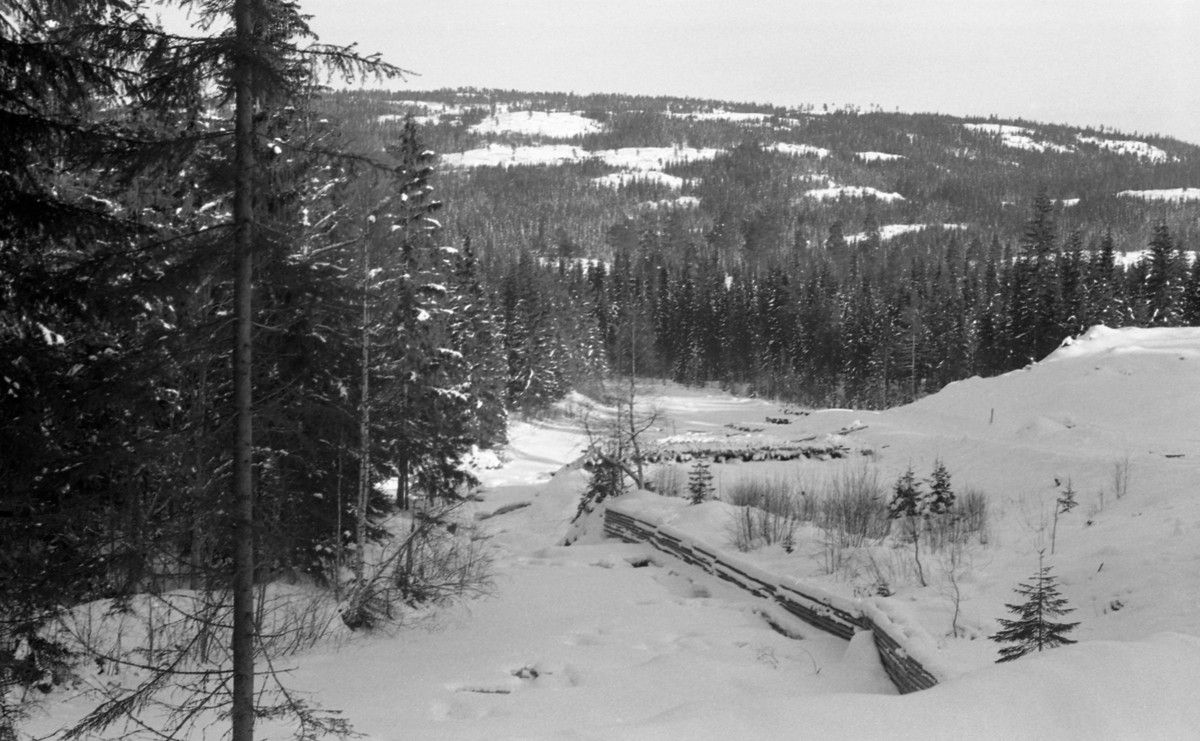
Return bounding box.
[356,236,370,586]
[231,0,256,738]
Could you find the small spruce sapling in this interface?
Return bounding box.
[687,460,713,505]
[1050,478,1078,555]
[888,467,927,586]
[990,551,1079,662]
[574,455,626,522]
[925,460,955,516]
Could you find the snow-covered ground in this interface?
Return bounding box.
[1077,135,1170,163]
[470,110,602,138]
[593,171,689,190]
[1117,187,1200,203]
[24,328,1200,740]
[964,123,1074,154]
[856,151,905,162]
[638,196,701,210]
[805,185,906,202]
[441,145,722,172]
[667,109,771,123]
[767,142,830,158]
[845,223,965,244]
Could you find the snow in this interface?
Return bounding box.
[639,196,701,210]
[1116,187,1200,202]
[24,329,1200,741]
[667,109,772,123]
[964,123,1030,135]
[440,143,590,168]
[1077,135,1170,163]
[471,110,602,138]
[594,171,688,190]
[1114,249,1197,269]
[805,185,906,202]
[964,123,1075,154]
[597,146,723,170]
[442,145,722,172]
[767,142,830,158]
[845,223,965,243]
[856,151,905,162]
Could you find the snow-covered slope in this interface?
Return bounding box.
[25,328,1200,741]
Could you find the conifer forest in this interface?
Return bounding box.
[2,1,1200,739]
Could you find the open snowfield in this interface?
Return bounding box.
[470,110,602,138]
[23,327,1200,740]
[1077,136,1171,163]
[440,145,722,172]
[963,123,1074,154]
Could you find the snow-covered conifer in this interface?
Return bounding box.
[990,553,1079,662]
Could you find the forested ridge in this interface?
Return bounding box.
[2,3,1199,735]
[332,87,1200,407]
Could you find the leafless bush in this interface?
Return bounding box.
[817,464,889,548]
[726,475,810,516]
[727,505,800,553]
[725,476,805,551]
[649,464,686,498]
[1111,455,1131,500]
[926,487,991,552]
[342,504,493,631]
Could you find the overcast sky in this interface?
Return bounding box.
[294,0,1198,144]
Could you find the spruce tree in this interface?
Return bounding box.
[925,460,955,515]
[888,466,927,585]
[991,554,1079,662]
[688,460,714,504]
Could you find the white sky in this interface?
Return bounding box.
[294,0,1200,145]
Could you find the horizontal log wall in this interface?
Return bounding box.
[604,503,940,694]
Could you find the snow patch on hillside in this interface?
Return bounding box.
[964,123,1074,154]
[442,145,723,171]
[845,223,965,243]
[441,143,590,168]
[857,151,905,162]
[639,196,701,210]
[668,109,772,123]
[1117,187,1200,202]
[768,142,831,158]
[964,123,1029,135]
[471,110,602,138]
[594,171,689,190]
[1078,135,1170,162]
[599,146,723,170]
[805,185,906,202]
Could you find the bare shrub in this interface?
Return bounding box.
[724,475,800,518]
[727,505,799,553]
[649,464,686,498]
[725,477,802,552]
[1111,455,1131,500]
[926,486,991,552]
[819,463,889,548]
[342,503,493,631]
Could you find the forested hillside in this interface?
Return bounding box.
[324,88,1200,407]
